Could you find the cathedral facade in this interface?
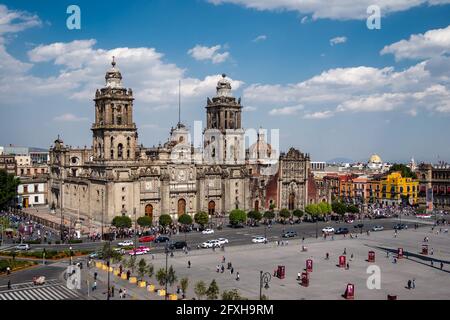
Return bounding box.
[47,60,310,226]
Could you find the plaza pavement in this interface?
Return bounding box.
[92,225,450,300]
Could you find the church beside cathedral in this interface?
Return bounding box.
[47,60,310,225]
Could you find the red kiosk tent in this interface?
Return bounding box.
[301,272,309,287]
[306,259,313,273]
[368,251,375,262]
[422,244,428,255]
[339,255,346,268]
[397,248,404,259]
[277,265,285,279]
[344,283,355,299]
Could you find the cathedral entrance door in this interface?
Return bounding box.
[208,201,215,215]
[145,204,153,219]
[178,199,186,215]
[254,200,259,212]
[288,193,295,210]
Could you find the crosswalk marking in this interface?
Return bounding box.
[0,282,83,300]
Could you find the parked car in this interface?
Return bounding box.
[217,238,229,245]
[118,240,133,247]
[393,223,408,230]
[169,241,187,250]
[200,240,220,248]
[282,231,297,238]
[139,235,156,243]
[334,227,349,235]
[137,246,150,253]
[322,227,335,233]
[113,248,125,254]
[252,236,267,243]
[15,244,30,251]
[88,251,103,259]
[202,229,214,235]
[372,225,384,231]
[154,236,170,243]
[354,223,364,229]
[128,248,146,256]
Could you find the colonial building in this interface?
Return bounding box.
[47,60,309,227]
[0,155,17,175]
[417,162,450,211]
[17,177,48,208]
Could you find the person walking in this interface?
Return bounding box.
[222,256,226,263]
[111,285,115,297]
[92,281,97,291]
[407,279,412,289]
[431,248,434,255]
[343,248,347,255]
[188,260,191,268]
[123,288,127,298]
[119,289,123,299]
[230,267,234,275]
[412,278,416,289]
[7,280,11,290]
[221,265,225,273]
[236,272,240,281]
[216,265,220,273]
[440,262,444,270]
[94,271,98,280]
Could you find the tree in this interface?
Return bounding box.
[194,281,207,300]
[292,209,304,220]
[137,258,148,280]
[111,216,132,229]
[388,164,417,179]
[206,279,220,300]
[159,214,172,227]
[305,204,319,216]
[222,289,247,300]
[167,265,177,287]
[180,277,189,296]
[178,214,193,226]
[137,216,152,227]
[194,212,209,228]
[147,263,154,279]
[247,211,262,222]
[0,170,20,210]
[279,208,291,220]
[156,268,167,287]
[229,209,247,225]
[263,211,275,220]
[124,255,136,273]
[347,204,359,214]
[101,242,121,263]
[318,202,332,215]
[332,201,347,216]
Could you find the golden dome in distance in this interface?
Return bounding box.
[368,154,382,164]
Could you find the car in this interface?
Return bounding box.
[88,251,103,259]
[282,231,297,238]
[217,238,229,245]
[200,240,220,248]
[322,227,335,233]
[345,219,354,223]
[393,223,408,230]
[118,240,133,247]
[137,246,150,253]
[169,241,188,250]
[372,225,384,231]
[202,229,214,235]
[139,235,156,243]
[354,223,364,229]
[128,248,146,256]
[252,236,267,243]
[113,248,125,254]
[154,236,170,243]
[15,244,30,251]
[334,227,349,235]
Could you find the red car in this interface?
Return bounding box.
[139,235,156,243]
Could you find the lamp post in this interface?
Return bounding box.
[107,235,111,300]
[101,190,104,241]
[264,224,267,244]
[164,242,169,300]
[315,218,318,239]
[60,181,64,241]
[69,246,73,266]
[259,270,271,300]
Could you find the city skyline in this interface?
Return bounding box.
[0,1,450,163]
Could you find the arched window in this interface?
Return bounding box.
[127,137,131,147]
[127,150,130,159]
[118,144,123,159]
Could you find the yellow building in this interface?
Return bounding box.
[377,172,418,205]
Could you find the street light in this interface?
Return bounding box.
[69,246,73,266]
[107,234,111,300]
[259,270,271,300]
[164,242,169,300]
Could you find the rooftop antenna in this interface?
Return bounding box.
[178,79,181,127]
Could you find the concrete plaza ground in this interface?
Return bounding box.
[111,225,450,300]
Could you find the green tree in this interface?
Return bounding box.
[137,258,148,280]
[147,263,154,279]
[180,277,189,296]
[318,202,332,215]
[247,211,262,222]
[388,164,417,179]
[206,279,220,300]
[332,201,347,216]
[156,268,167,287]
[222,289,247,300]
[347,204,359,214]
[124,255,136,273]
[0,170,20,210]
[159,214,172,227]
[263,211,275,220]
[229,209,247,225]
[101,242,121,263]
[279,208,291,220]
[137,216,152,227]
[305,204,320,216]
[194,281,207,300]
[292,209,304,220]
[194,212,209,227]
[167,265,177,287]
[111,216,132,229]
[178,214,193,226]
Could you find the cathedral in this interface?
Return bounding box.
[47,60,310,226]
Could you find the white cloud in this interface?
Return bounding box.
[187,44,230,63]
[53,113,89,122]
[269,105,303,116]
[330,36,347,46]
[252,35,267,42]
[0,5,42,35]
[206,0,450,21]
[303,111,334,119]
[243,106,257,112]
[381,25,450,60]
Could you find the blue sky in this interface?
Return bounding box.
[1,0,450,163]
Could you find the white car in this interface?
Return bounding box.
[15,244,30,251]
[202,229,214,235]
[252,236,267,243]
[118,240,134,247]
[372,225,384,231]
[322,227,335,233]
[201,240,220,248]
[217,238,229,245]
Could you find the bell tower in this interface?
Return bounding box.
[92,58,137,161]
